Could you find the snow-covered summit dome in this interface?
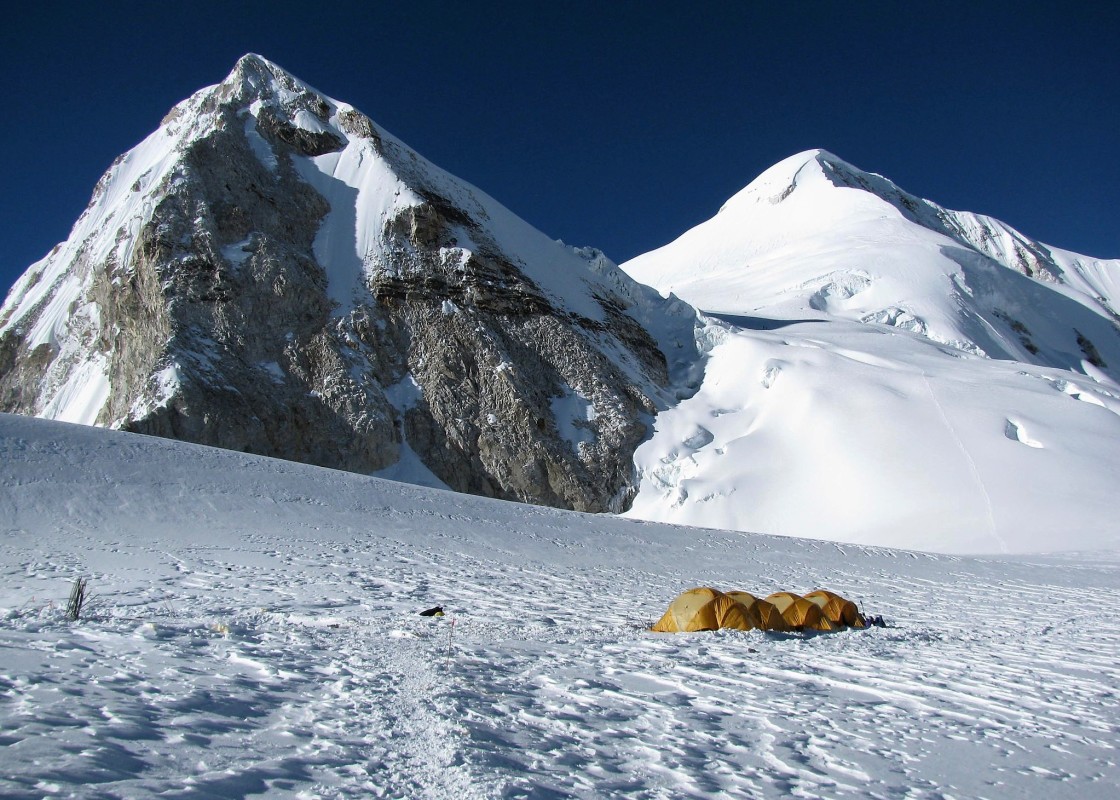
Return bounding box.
[623,150,1120,382]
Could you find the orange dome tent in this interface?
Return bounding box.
[764,592,837,631]
[651,587,765,632]
[804,589,866,628]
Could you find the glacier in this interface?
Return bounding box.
[622,150,1120,553]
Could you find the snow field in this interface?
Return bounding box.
[620,148,1120,555]
[626,318,1120,554]
[2,415,1119,797]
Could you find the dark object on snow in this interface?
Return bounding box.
[66,577,89,621]
[419,606,445,617]
[867,614,886,628]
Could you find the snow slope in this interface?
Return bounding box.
[622,150,1120,379]
[625,318,1120,554]
[621,151,1120,553]
[2,414,1119,798]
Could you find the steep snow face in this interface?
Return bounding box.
[0,54,701,512]
[0,79,224,426]
[623,149,1120,381]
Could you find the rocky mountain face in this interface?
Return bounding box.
[0,54,701,513]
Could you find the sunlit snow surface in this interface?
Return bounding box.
[2,414,1118,798]
[626,318,1120,554]
[623,150,1120,553]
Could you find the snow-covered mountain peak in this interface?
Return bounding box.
[3,58,1118,558]
[719,148,826,210]
[215,53,332,114]
[719,148,927,229]
[619,152,1120,550]
[231,52,299,87]
[625,150,1120,381]
[0,56,701,512]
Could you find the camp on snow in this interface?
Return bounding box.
[651,587,866,633]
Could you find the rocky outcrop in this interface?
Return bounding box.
[0,54,701,513]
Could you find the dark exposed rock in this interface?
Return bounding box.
[255,106,345,157]
[338,109,382,151]
[1076,329,1106,368]
[0,54,699,514]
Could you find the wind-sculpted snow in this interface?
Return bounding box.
[626,318,1120,553]
[2,415,1119,797]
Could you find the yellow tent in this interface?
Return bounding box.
[725,591,792,632]
[764,592,837,631]
[651,587,866,634]
[651,587,765,632]
[804,589,866,628]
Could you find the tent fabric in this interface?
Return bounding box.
[724,590,758,606]
[651,587,866,633]
[651,587,764,633]
[726,591,791,632]
[764,592,837,632]
[804,589,866,628]
[754,600,793,632]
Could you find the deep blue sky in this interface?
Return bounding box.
[3,2,1118,298]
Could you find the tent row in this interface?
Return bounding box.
[651,587,866,633]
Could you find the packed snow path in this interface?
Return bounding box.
[2,415,1118,797]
